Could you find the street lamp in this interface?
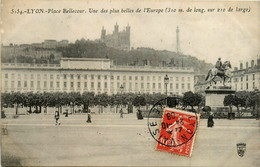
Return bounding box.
[120,84,124,118]
[70,101,73,114]
[120,84,124,95]
[164,74,169,96]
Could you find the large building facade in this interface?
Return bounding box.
[100,23,130,51]
[1,58,194,95]
[231,59,260,91]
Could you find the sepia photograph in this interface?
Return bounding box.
[1,0,260,166]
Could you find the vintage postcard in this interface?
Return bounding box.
[1,0,259,166]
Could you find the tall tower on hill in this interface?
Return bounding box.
[176,26,181,54]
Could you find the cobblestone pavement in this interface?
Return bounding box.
[1,114,260,166]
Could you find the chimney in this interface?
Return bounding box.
[246,62,248,69]
[257,58,260,68]
[251,60,255,68]
[240,62,243,70]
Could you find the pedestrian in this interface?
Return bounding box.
[55,110,60,125]
[120,109,123,118]
[65,109,68,117]
[86,112,92,123]
[208,111,214,127]
[136,109,143,120]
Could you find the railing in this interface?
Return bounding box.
[111,65,193,72]
[2,63,194,72]
[2,63,60,69]
[200,110,259,119]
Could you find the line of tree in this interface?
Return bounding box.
[224,91,260,118]
[1,91,204,115]
[0,92,175,115]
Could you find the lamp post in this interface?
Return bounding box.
[137,92,141,110]
[70,101,73,114]
[164,74,169,107]
[120,84,124,118]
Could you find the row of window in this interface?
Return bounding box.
[233,74,256,83]
[4,73,191,82]
[235,82,256,90]
[4,80,191,90]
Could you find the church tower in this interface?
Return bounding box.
[114,22,119,34]
[126,23,130,35]
[176,26,181,54]
[101,26,106,42]
[126,23,131,49]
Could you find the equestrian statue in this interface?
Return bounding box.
[205,58,232,86]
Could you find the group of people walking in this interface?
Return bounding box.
[54,110,92,125]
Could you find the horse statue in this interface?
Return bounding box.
[205,61,232,86]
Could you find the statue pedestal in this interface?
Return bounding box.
[205,86,236,112]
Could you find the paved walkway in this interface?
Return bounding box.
[1,114,260,166]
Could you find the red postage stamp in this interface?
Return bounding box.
[156,108,199,157]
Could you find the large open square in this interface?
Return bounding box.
[1,114,260,166]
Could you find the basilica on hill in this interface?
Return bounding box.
[100,23,131,51]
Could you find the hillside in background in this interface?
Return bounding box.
[1,38,213,75]
[59,39,213,74]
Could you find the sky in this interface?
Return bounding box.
[1,0,259,68]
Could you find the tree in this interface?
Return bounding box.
[1,93,12,109]
[143,93,153,110]
[9,92,25,115]
[109,94,121,113]
[182,91,202,110]
[34,93,44,113]
[81,92,94,113]
[94,93,109,113]
[147,93,166,107]
[122,93,135,113]
[234,91,249,118]
[68,92,82,114]
[224,94,234,113]
[235,91,248,109]
[42,92,53,113]
[252,90,260,119]
[232,95,244,119]
[132,94,146,110]
[245,91,259,113]
[24,92,36,113]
